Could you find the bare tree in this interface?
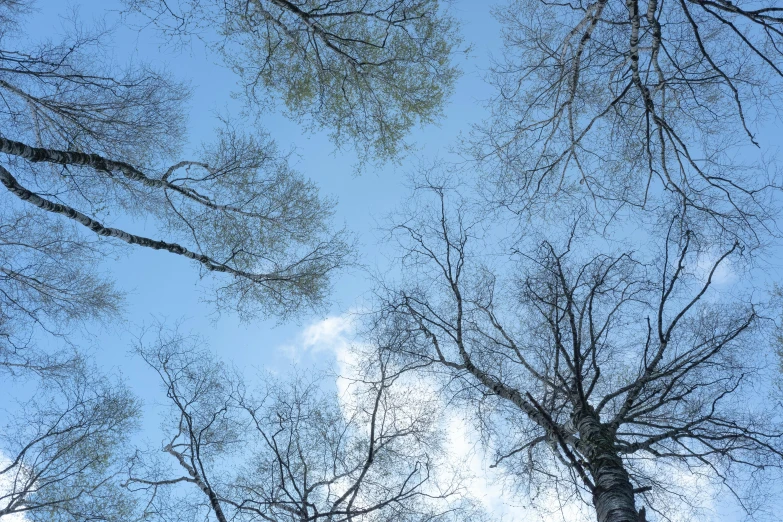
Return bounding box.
[0,4,360,520]
[124,0,460,162]
[1,191,133,522]
[372,181,783,522]
[0,356,139,522]
[0,207,123,367]
[124,328,477,522]
[470,0,783,243]
[0,2,354,321]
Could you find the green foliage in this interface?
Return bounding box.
[127,0,461,162]
[1,359,140,522]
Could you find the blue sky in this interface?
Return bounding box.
[13,0,502,390]
[8,6,513,513]
[4,1,782,521]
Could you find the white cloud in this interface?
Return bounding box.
[440,415,595,522]
[695,250,737,286]
[279,314,354,359]
[300,315,355,353]
[279,315,588,520]
[442,415,521,520]
[277,313,360,400]
[279,315,724,522]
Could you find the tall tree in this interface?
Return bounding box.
[124,0,461,161]
[471,0,783,244]
[0,1,354,320]
[124,328,477,522]
[2,1,459,518]
[372,181,783,522]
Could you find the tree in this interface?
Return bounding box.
[124,327,477,522]
[0,355,139,522]
[372,181,783,522]
[0,1,355,320]
[1,193,134,522]
[471,0,783,243]
[0,206,123,363]
[124,0,461,162]
[0,2,459,520]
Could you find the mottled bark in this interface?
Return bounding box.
[0,136,252,216]
[164,445,229,522]
[590,455,639,522]
[577,412,640,522]
[0,164,283,284]
[379,182,779,522]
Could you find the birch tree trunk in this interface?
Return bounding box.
[374,177,782,522]
[578,414,641,522]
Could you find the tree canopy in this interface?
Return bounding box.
[0,1,362,320]
[472,0,783,245]
[2,1,783,522]
[125,0,461,161]
[372,179,781,522]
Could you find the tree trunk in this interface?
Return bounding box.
[590,454,639,522]
[577,414,641,522]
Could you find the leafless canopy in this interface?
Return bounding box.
[125,0,461,161]
[472,0,783,243]
[125,329,475,522]
[373,182,783,522]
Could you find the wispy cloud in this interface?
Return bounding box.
[277,314,725,521]
[279,315,354,357]
[277,313,359,400]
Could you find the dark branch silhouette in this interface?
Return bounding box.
[472,0,783,244]
[373,181,782,522]
[124,328,476,522]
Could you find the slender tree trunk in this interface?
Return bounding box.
[577,414,641,522]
